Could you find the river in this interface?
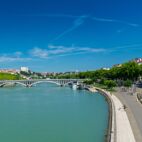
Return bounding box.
[0,83,109,142]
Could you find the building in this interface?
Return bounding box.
[113,64,122,67]
[102,67,110,70]
[133,58,142,65]
[20,67,29,72]
[0,69,19,74]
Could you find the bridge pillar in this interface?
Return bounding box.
[25,81,33,88]
[26,84,32,88]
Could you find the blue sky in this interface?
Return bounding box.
[0,0,142,72]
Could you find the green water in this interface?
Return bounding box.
[0,84,109,142]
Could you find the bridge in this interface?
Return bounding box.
[0,79,84,87]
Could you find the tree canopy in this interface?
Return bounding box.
[55,61,142,86]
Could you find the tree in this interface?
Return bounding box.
[104,80,116,89]
[139,64,142,78]
[124,80,132,88]
[83,79,94,85]
[20,71,31,76]
[119,62,140,81]
[54,61,142,86]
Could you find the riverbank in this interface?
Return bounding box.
[89,87,136,142]
[114,87,142,142]
[88,87,113,142]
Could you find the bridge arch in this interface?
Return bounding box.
[31,81,61,86]
[0,83,6,87]
[15,82,27,87]
[64,81,77,86]
[0,82,27,87]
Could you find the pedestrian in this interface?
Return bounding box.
[123,105,127,110]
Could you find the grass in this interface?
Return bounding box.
[94,83,116,92]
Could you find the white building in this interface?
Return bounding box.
[134,58,142,65]
[20,67,29,72]
[102,67,110,70]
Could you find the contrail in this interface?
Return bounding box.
[22,13,139,27]
[51,15,87,42]
[107,43,142,52]
[91,17,139,27]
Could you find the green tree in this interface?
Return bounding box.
[124,80,132,88]
[20,71,31,76]
[83,79,94,85]
[104,80,116,89]
[139,64,142,77]
[119,62,140,81]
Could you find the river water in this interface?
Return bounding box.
[0,83,109,142]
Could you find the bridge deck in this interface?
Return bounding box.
[0,79,84,87]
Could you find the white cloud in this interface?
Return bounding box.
[105,43,142,53]
[76,47,105,52]
[92,17,115,22]
[0,51,32,62]
[48,45,105,54]
[30,47,48,58]
[0,44,105,62]
[48,45,75,54]
[48,48,74,54]
[0,56,31,62]
[14,51,23,57]
[29,45,105,59]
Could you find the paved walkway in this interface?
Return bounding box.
[111,93,136,142]
[114,88,142,142]
[90,88,136,142]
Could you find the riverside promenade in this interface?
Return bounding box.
[114,88,142,142]
[89,87,136,142]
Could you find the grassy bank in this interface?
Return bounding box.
[0,73,22,80]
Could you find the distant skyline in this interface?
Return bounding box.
[0,0,142,72]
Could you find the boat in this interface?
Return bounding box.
[72,83,83,90]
